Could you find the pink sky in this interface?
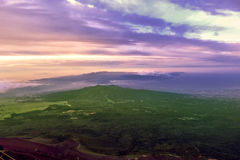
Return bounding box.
[1,0,240,80]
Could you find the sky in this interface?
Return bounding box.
[1,0,240,84]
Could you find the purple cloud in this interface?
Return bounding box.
[204,55,240,64]
[170,0,240,14]
[1,0,240,81]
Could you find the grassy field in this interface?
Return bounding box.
[0,99,70,120]
[1,85,240,159]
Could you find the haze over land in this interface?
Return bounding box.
[1,72,240,99]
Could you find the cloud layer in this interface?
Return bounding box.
[3,72,240,98]
[0,80,42,93]
[1,0,240,80]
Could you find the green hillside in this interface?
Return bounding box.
[1,85,240,159]
[44,85,182,103]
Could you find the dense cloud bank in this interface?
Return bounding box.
[1,72,240,98]
[0,80,42,93]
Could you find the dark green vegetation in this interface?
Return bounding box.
[1,85,240,159]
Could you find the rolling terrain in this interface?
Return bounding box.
[0,85,240,159]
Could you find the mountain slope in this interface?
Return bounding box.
[44,85,184,103]
[1,85,240,159]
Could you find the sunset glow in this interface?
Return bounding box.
[1,0,240,80]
